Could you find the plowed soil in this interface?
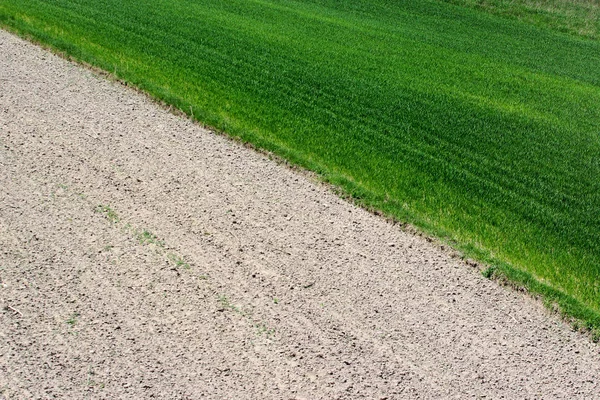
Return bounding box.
[1,30,598,399]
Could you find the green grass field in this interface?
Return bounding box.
[444,0,600,40]
[2,0,599,329]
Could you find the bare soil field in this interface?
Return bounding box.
[0,30,599,399]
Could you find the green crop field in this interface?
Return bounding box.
[1,0,599,329]
[443,0,600,40]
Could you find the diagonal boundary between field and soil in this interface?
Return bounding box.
[2,27,600,398]
[0,17,598,340]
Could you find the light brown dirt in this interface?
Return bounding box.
[0,29,599,399]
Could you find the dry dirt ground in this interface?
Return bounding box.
[0,29,599,399]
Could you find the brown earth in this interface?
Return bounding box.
[0,29,599,399]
